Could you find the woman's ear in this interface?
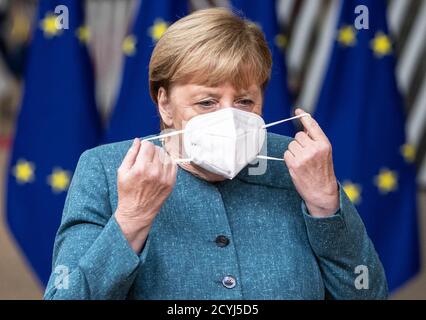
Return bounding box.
[157,87,174,127]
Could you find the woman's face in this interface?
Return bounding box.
[157,81,264,181]
[157,82,263,130]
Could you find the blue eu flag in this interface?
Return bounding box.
[230,0,294,136]
[104,0,188,143]
[314,0,419,291]
[6,0,102,286]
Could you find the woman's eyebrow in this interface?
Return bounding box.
[190,87,258,99]
[236,90,257,98]
[191,90,221,99]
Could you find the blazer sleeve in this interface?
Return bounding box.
[44,148,146,300]
[302,182,389,300]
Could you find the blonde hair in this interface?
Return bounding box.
[149,7,272,105]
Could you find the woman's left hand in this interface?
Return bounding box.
[283,108,339,218]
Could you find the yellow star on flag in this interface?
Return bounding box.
[76,25,91,44]
[400,143,416,163]
[47,168,71,193]
[337,25,357,47]
[374,168,398,194]
[342,181,362,205]
[274,34,287,50]
[370,32,392,57]
[12,159,35,184]
[122,35,137,56]
[149,19,169,43]
[40,13,61,38]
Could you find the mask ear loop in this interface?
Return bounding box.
[141,129,185,142]
[262,113,310,129]
[141,129,193,163]
[256,155,283,161]
[256,112,311,161]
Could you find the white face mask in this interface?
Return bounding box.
[143,108,310,179]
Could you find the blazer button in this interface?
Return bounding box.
[215,235,230,247]
[222,275,236,289]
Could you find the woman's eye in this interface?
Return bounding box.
[236,99,254,107]
[197,100,216,108]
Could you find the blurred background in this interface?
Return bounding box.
[0,0,425,299]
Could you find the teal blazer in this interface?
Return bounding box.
[44,133,388,299]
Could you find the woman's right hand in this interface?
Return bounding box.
[115,138,177,253]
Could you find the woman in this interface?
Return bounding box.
[44,8,387,300]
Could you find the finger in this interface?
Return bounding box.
[288,140,303,157]
[119,138,141,171]
[134,140,156,169]
[294,108,326,141]
[169,162,178,189]
[156,147,175,187]
[153,146,166,167]
[163,146,177,168]
[156,146,168,165]
[294,131,312,148]
[286,144,296,157]
[301,121,309,135]
[162,153,177,187]
[283,150,294,166]
[161,147,174,166]
[294,108,312,138]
